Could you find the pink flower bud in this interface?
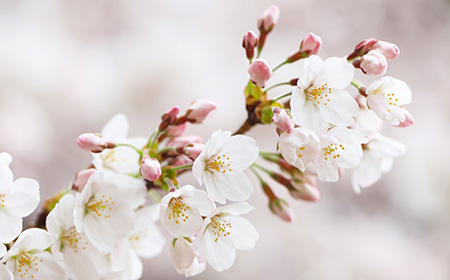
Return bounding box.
[72,168,96,192]
[258,5,280,32]
[167,122,188,138]
[272,107,294,133]
[372,41,400,61]
[248,58,272,88]
[167,135,203,148]
[242,30,258,50]
[354,37,378,55]
[160,106,180,131]
[396,108,414,127]
[289,176,321,202]
[183,143,204,160]
[77,133,107,153]
[186,100,217,123]
[360,50,388,76]
[300,32,322,56]
[269,199,295,222]
[140,158,162,181]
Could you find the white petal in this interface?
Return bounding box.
[291,89,329,133]
[62,247,101,280]
[317,160,339,182]
[133,225,165,258]
[352,154,382,192]
[46,194,76,238]
[0,152,13,186]
[369,137,407,158]
[335,144,363,169]
[201,229,236,272]
[101,114,129,141]
[207,171,253,203]
[83,215,116,254]
[5,178,40,217]
[0,263,12,280]
[192,155,206,185]
[319,89,358,126]
[163,204,203,237]
[182,189,216,217]
[220,202,254,216]
[0,243,5,257]
[204,130,231,157]
[221,135,259,170]
[0,211,22,243]
[224,216,259,250]
[297,55,324,89]
[203,172,226,204]
[315,57,354,89]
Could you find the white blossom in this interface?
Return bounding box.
[193,130,259,203]
[290,55,358,133]
[0,152,40,243]
[170,237,206,277]
[197,202,259,272]
[366,76,412,125]
[3,228,66,280]
[74,171,146,254]
[352,134,407,193]
[160,185,216,238]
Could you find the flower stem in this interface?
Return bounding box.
[252,163,274,176]
[351,78,368,97]
[271,92,292,103]
[148,189,161,203]
[272,60,289,72]
[158,146,176,155]
[263,82,291,93]
[170,164,193,172]
[115,143,143,157]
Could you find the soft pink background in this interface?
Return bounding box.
[1,0,449,279]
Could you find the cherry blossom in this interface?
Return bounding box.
[193,130,259,203]
[197,202,259,271]
[290,55,358,133]
[3,228,66,280]
[310,127,368,182]
[74,171,146,254]
[366,76,412,125]
[171,237,206,277]
[0,152,40,243]
[352,134,407,193]
[47,194,111,280]
[160,185,216,238]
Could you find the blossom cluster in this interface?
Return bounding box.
[0,5,413,279]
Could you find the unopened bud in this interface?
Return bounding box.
[272,107,294,133]
[300,32,322,56]
[166,123,188,138]
[396,108,414,127]
[186,100,217,123]
[258,5,280,33]
[140,158,162,181]
[72,168,96,192]
[269,199,295,222]
[242,31,259,60]
[354,38,378,55]
[289,176,321,202]
[159,106,180,131]
[168,135,203,149]
[171,238,206,277]
[183,143,204,160]
[360,50,388,76]
[77,133,108,153]
[372,41,400,61]
[248,58,273,88]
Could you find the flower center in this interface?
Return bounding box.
[62,227,88,253]
[209,217,232,243]
[15,252,43,279]
[128,229,148,250]
[1,193,5,208]
[323,144,344,160]
[383,92,399,112]
[168,198,190,224]
[206,154,231,174]
[297,146,306,158]
[306,84,331,106]
[87,195,114,218]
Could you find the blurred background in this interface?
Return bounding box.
[1,0,449,279]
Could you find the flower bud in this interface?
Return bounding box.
[166,122,188,138]
[300,32,322,56]
[269,199,295,222]
[396,108,414,127]
[170,238,206,277]
[258,5,280,33]
[242,30,259,60]
[186,100,216,123]
[372,41,400,61]
[140,157,162,181]
[72,168,96,192]
[248,58,272,88]
[167,135,203,149]
[183,143,204,160]
[360,50,388,76]
[159,106,180,131]
[289,176,321,202]
[77,133,108,153]
[354,38,378,55]
[272,107,294,133]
